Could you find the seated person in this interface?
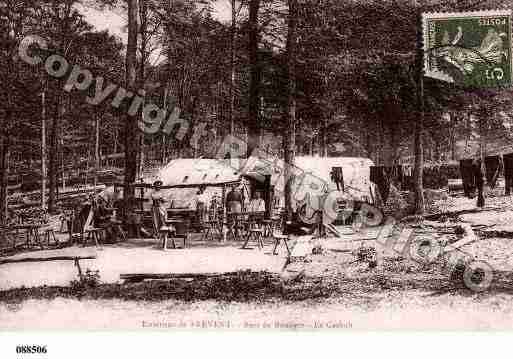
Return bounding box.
[93,197,116,243]
[248,191,265,213]
[284,196,319,236]
[93,197,110,222]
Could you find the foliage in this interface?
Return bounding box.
[3,0,513,202]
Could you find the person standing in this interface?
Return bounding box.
[195,185,208,223]
[151,180,169,231]
[225,185,244,239]
[226,185,243,213]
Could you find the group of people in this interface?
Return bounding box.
[151,180,267,228]
[226,185,265,214]
[88,192,125,243]
[150,180,211,227]
[87,180,269,241]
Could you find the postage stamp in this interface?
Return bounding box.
[423,10,513,87]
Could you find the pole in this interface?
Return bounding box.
[41,90,46,211]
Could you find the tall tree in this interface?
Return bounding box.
[283,0,296,220]
[247,0,261,157]
[124,0,139,207]
[413,10,424,214]
[0,1,17,225]
[229,0,238,138]
[44,1,92,213]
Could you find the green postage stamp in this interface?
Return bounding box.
[423,10,513,88]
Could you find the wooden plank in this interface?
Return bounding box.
[0,255,96,265]
[120,271,277,281]
[424,207,503,221]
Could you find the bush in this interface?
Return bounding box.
[70,269,101,291]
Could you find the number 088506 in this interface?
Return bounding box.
[16,345,47,354]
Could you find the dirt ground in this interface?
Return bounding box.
[2,247,513,330]
[2,190,513,330]
[0,237,288,290]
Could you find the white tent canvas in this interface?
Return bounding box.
[100,156,375,213]
[150,158,241,186]
[241,156,375,206]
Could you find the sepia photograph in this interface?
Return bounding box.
[2,0,513,338]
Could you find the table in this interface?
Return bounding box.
[226,212,266,240]
[164,218,184,231]
[13,224,43,249]
[167,209,199,231]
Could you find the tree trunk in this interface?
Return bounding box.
[161,86,169,164]
[0,126,9,226]
[41,89,47,210]
[48,96,64,214]
[229,0,236,137]
[138,96,145,178]
[449,112,456,161]
[413,13,424,215]
[124,0,139,207]
[284,0,297,221]
[113,123,118,165]
[322,117,328,157]
[138,0,148,180]
[247,0,261,157]
[60,136,65,191]
[94,113,100,194]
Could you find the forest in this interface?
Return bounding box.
[2,0,513,221]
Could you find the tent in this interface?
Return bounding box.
[137,159,251,213]
[103,156,375,214]
[242,156,376,207]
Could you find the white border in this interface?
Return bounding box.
[1,332,512,359]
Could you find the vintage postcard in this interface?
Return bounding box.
[2,1,513,347]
